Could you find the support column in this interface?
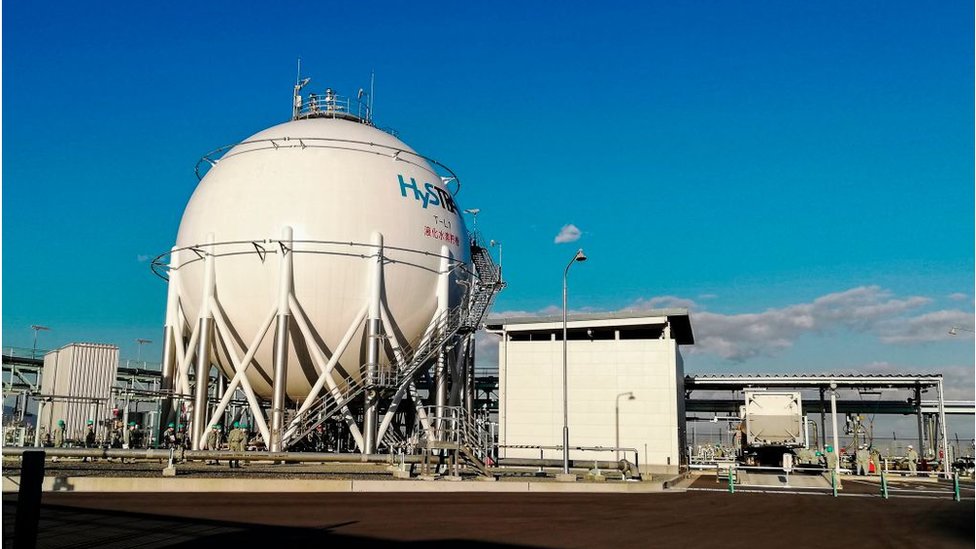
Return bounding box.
[122,391,130,433]
[937,380,950,479]
[466,333,475,418]
[830,382,840,476]
[818,388,826,451]
[213,373,226,429]
[191,236,216,450]
[434,245,451,438]
[33,401,45,447]
[158,247,180,443]
[270,226,294,453]
[915,385,924,457]
[363,232,384,455]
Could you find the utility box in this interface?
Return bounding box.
[743,391,804,448]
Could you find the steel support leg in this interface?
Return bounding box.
[434,245,451,440]
[270,226,294,452]
[159,247,180,444]
[362,232,384,455]
[192,317,213,450]
[363,317,381,454]
[270,315,290,452]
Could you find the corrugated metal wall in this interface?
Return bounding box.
[40,344,119,442]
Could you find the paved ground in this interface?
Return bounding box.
[4,490,973,548]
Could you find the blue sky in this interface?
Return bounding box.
[3,2,974,416]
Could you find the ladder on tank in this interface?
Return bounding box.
[280,237,504,449]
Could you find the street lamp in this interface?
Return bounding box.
[490,239,503,283]
[464,208,481,235]
[30,325,51,359]
[616,392,635,462]
[562,248,587,475]
[136,338,153,363]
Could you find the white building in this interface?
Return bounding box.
[487,309,694,474]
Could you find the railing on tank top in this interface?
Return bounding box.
[191,136,453,186]
[150,239,476,282]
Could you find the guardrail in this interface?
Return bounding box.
[498,444,641,477]
[688,461,972,501]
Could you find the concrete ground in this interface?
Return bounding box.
[3,490,972,548]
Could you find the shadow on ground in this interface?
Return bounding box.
[2,495,534,549]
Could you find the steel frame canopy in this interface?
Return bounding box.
[686,373,944,390]
[685,372,954,478]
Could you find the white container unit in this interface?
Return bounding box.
[39,344,119,442]
[743,391,804,448]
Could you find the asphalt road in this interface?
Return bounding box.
[3,490,973,548]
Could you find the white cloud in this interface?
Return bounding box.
[136,254,151,262]
[484,286,971,365]
[553,224,581,244]
[947,292,969,302]
[474,331,501,370]
[626,295,698,310]
[876,309,975,344]
[856,361,975,400]
[691,286,934,361]
[698,294,718,300]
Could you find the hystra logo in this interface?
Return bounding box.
[398,175,458,213]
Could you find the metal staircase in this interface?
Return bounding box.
[415,405,495,476]
[461,242,504,332]
[281,237,504,449]
[455,408,495,476]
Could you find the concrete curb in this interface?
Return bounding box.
[3,475,672,494]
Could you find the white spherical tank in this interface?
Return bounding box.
[174,115,470,401]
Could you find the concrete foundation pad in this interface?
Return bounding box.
[162,467,177,477]
[2,475,673,494]
[555,473,577,482]
[417,475,438,481]
[391,470,411,479]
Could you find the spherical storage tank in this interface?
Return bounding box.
[173,90,470,401]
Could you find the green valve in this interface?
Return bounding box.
[831,470,838,498]
[881,470,888,499]
[728,467,735,494]
[953,472,960,502]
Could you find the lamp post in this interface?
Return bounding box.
[490,239,503,283]
[136,338,153,364]
[30,325,50,359]
[464,208,481,236]
[562,248,587,475]
[616,392,635,462]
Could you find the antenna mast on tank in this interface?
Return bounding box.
[292,58,311,120]
[369,70,375,123]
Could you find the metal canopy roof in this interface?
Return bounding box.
[485,308,694,345]
[686,373,943,391]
